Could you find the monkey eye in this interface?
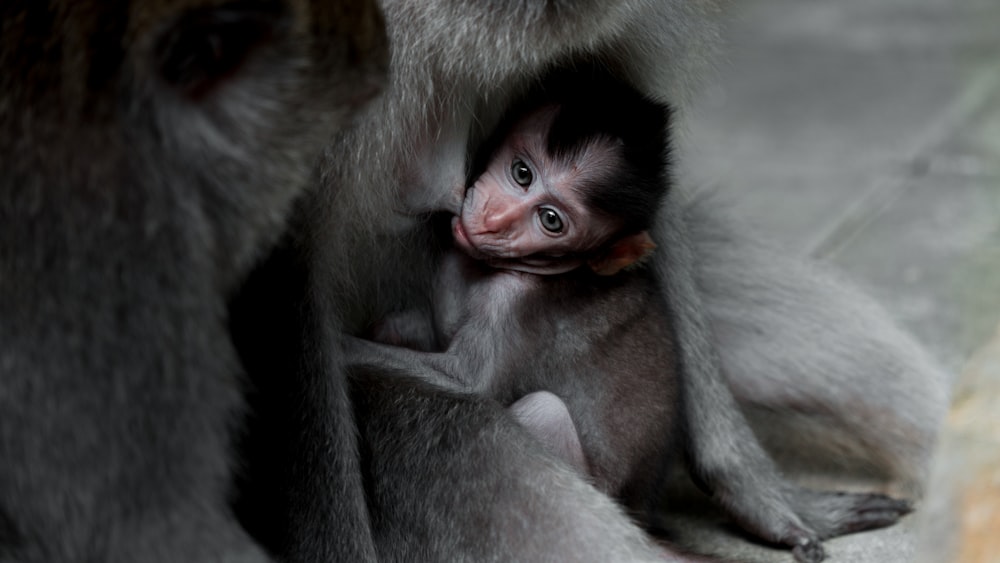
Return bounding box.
[511,159,534,187]
[538,208,564,234]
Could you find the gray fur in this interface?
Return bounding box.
[0,1,386,561]
[687,196,949,497]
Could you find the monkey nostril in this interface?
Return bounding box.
[480,202,519,235]
[481,216,498,233]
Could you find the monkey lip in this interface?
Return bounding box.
[452,217,483,258]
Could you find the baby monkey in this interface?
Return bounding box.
[370,81,674,493]
[349,79,909,562]
[450,85,666,277]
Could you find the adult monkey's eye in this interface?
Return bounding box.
[538,208,564,233]
[511,159,533,187]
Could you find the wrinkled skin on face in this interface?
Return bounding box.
[453,106,624,275]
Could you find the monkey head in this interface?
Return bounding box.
[453,105,629,275]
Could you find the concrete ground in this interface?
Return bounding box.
[677,0,1000,561]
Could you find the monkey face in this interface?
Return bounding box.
[454,108,621,275]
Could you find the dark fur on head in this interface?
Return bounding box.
[546,81,671,233]
[470,67,671,235]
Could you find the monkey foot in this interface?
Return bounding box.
[791,537,825,563]
[832,493,913,535]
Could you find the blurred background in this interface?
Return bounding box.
[678,0,1000,560]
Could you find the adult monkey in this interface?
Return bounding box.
[281,0,944,561]
[0,1,385,562]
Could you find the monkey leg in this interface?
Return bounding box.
[689,196,948,498]
[680,369,913,563]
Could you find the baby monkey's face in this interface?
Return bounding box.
[453,106,623,275]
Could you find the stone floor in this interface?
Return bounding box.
[678,0,1000,561]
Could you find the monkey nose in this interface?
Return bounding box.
[481,200,525,235]
[481,210,515,234]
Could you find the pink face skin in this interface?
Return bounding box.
[453,106,623,275]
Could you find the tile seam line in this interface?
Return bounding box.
[808,61,1000,259]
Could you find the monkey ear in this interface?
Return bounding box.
[588,231,656,276]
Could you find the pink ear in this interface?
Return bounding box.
[588,231,656,276]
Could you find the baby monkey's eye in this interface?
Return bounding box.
[511,159,533,187]
[538,208,564,234]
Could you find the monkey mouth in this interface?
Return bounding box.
[452,218,524,264]
[483,256,583,275]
